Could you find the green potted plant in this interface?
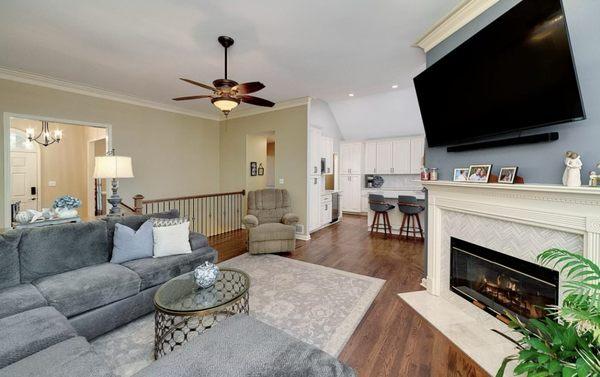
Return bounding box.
[497,249,600,376]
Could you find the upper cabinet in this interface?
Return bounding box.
[309,127,322,176]
[321,136,334,175]
[343,136,424,175]
[409,136,425,174]
[340,142,361,175]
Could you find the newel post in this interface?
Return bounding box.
[133,194,144,214]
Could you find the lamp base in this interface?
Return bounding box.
[107,178,122,217]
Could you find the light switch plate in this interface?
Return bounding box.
[48,181,57,187]
[279,178,284,184]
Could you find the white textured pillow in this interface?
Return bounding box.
[152,218,192,258]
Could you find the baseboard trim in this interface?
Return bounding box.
[420,278,430,289]
[296,234,311,241]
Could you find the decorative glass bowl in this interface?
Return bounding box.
[193,262,220,289]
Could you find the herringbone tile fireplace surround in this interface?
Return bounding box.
[400,181,600,376]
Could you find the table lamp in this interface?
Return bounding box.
[93,150,134,217]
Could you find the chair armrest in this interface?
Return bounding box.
[189,232,209,250]
[243,214,259,228]
[282,213,299,226]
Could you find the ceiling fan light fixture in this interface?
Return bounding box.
[211,96,240,115]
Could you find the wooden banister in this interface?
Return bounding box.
[132,190,246,237]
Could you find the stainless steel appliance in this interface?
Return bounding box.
[331,193,339,222]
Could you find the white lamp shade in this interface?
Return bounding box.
[93,156,134,178]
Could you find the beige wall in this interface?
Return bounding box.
[245,133,268,192]
[0,78,220,227]
[219,105,308,234]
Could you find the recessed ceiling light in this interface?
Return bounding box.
[348,93,354,97]
[392,85,398,89]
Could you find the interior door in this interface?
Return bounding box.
[11,151,39,211]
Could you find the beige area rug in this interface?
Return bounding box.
[92,253,384,377]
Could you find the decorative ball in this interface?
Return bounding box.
[193,262,220,288]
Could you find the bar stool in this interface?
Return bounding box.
[397,195,425,240]
[369,194,395,238]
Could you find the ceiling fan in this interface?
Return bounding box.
[173,36,275,116]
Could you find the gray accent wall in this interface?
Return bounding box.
[424,0,600,184]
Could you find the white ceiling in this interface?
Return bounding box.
[0,0,457,118]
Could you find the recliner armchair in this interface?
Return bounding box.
[243,189,299,254]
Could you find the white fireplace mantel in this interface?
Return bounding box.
[399,181,600,375]
[422,181,600,295]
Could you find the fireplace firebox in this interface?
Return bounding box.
[450,238,559,323]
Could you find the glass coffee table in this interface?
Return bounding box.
[153,268,250,358]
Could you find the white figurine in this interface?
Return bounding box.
[562,151,582,187]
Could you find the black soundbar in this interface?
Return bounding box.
[446,132,559,152]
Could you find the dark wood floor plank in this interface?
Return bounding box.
[209,214,489,377]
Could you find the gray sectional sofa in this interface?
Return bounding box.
[0,211,355,377]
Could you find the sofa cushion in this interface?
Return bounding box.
[0,284,47,319]
[0,306,77,369]
[19,221,108,283]
[110,220,154,264]
[33,263,141,317]
[189,232,208,250]
[0,336,115,377]
[133,314,355,377]
[0,230,21,290]
[122,246,217,290]
[152,219,192,258]
[104,209,179,257]
[249,223,296,242]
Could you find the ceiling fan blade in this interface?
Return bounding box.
[233,82,265,94]
[240,95,275,107]
[172,95,213,101]
[179,78,216,91]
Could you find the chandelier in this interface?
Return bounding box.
[26,121,63,147]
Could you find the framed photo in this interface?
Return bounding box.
[498,166,518,184]
[467,164,492,183]
[453,168,469,182]
[250,162,257,176]
[257,163,264,176]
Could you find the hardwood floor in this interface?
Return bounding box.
[209,214,489,377]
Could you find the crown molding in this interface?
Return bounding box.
[414,0,499,53]
[220,97,310,121]
[0,67,222,121]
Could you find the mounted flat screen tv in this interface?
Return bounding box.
[413,0,585,148]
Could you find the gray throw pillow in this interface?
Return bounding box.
[110,220,154,264]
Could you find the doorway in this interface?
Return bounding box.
[245,131,275,192]
[5,114,111,225]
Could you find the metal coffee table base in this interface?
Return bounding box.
[154,291,249,359]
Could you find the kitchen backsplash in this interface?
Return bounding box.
[365,174,421,190]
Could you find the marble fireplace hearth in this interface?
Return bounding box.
[399,181,600,376]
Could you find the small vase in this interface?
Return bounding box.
[56,208,78,219]
[193,262,220,288]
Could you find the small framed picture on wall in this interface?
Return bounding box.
[250,162,257,176]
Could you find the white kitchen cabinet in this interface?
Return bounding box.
[364,142,377,174]
[321,195,333,225]
[376,140,393,174]
[392,139,411,174]
[321,136,334,174]
[340,174,361,212]
[340,142,362,175]
[309,176,321,232]
[410,136,425,174]
[309,127,322,176]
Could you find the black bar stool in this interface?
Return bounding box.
[397,195,425,240]
[369,194,395,238]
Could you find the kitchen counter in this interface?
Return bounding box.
[362,188,425,200]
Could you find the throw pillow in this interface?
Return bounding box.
[152,218,192,258]
[110,220,154,264]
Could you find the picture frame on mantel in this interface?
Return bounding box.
[498,167,519,184]
[467,164,492,183]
